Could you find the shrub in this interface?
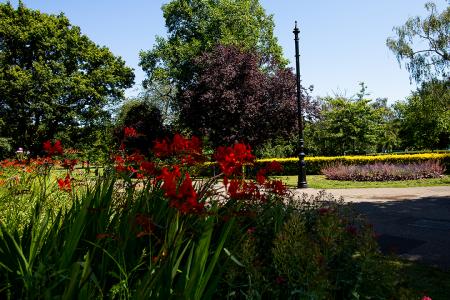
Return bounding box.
[321,161,445,181]
[253,152,450,175]
[219,192,402,299]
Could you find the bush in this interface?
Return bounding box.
[321,161,445,181]
[219,192,403,299]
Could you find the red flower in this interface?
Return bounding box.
[227,179,264,201]
[157,166,181,198]
[140,161,157,176]
[275,276,286,285]
[135,213,156,238]
[153,134,203,164]
[345,225,358,236]
[266,161,283,173]
[153,139,171,157]
[43,140,64,156]
[127,152,145,164]
[61,159,78,171]
[256,169,267,185]
[124,127,138,138]
[43,140,52,153]
[53,140,63,155]
[214,143,255,177]
[157,168,203,214]
[264,180,287,196]
[57,174,72,191]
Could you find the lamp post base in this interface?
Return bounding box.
[297,181,308,189]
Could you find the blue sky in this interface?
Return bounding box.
[3,0,448,102]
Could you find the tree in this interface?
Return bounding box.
[178,45,316,148]
[394,79,449,149]
[114,100,169,154]
[139,0,285,117]
[0,2,134,154]
[386,1,449,82]
[305,94,389,156]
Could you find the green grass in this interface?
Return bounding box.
[274,175,450,189]
[389,258,450,300]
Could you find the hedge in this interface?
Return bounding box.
[195,153,450,176]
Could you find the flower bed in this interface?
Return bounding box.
[0,132,424,298]
[321,161,445,181]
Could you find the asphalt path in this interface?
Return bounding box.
[292,186,450,270]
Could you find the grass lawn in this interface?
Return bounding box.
[274,175,450,189]
[389,258,450,300]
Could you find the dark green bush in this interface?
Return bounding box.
[218,192,405,299]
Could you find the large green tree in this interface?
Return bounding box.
[0,2,134,155]
[394,79,450,150]
[386,1,449,82]
[139,0,285,118]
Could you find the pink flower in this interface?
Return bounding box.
[422,296,432,300]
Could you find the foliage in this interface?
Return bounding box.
[179,44,319,148]
[321,161,445,181]
[389,258,450,300]
[114,100,170,154]
[386,1,449,82]
[0,133,417,298]
[220,192,401,299]
[139,0,286,120]
[0,137,12,160]
[394,79,450,150]
[304,94,394,156]
[0,2,134,155]
[254,136,296,158]
[0,133,286,298]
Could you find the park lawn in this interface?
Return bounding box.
[274,175,450,189]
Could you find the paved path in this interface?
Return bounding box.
[292,186,450,270]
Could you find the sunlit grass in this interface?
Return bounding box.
[273,175,450,189]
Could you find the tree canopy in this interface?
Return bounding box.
[386,1,449,82]
[304,90,391,156]
[139,0,285,118]
[178,44,317,148]
[0,2,134,155]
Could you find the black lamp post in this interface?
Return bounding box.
[293,21,308,188]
